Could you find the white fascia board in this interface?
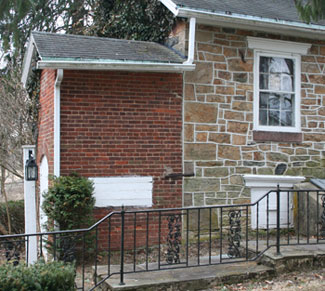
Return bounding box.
[244,174,305,188]
[177,8,325,40]
[21,34,36,87]
[248,37,311,55]
[37,60,196,72]
[159,0,179,16]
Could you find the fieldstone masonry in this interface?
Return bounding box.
[172,23,325,208]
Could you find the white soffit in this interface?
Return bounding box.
[247,36,311,54]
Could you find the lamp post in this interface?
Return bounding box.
[23,145,38,264]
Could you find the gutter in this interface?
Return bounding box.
[37,60,195,72]
[54,69,63,177]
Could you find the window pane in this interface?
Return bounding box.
[281,74,293,91]
[259,56,269,73]
[281,94,293,110]
[269,57,290,74]
[260,93,268,108]
[269,110,280,126]
[280,111,292,126]
[260,73,268,90]
[269,74,281,91]
[269,94,280,109]
[259,109,267,125]
[285,59,294,75]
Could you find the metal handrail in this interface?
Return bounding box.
[1,188,325,290]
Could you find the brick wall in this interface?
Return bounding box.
[37,69,56,172]
[37,69,183,250]
[177,23,325,208]
[59,70,183,210]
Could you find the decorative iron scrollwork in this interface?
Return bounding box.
[2,240,24,266]
[166,214,181,264]
[320,195,325,237]
[227,210,241,258]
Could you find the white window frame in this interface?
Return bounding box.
[248,37,311,133]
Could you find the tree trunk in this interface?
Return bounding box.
[1,166,11,234]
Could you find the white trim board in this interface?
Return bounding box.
[90,176,153,207]
[247,37,311,55]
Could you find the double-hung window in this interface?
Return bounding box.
[248,37,311,134]
[257,53,298,131]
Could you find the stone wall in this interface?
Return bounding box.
[178,23,325,207]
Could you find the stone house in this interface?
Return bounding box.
[22,0,325,232]
[161,0,325,210]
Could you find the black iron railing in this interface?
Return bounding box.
[1,187,325,290]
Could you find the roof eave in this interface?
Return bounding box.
[176,6,325,40]
[37,60,196,73]
[21,34,36,87]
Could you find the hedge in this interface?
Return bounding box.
[0,260,75,290]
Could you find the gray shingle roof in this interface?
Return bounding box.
[172,0,325,25]
[32,32,185,63]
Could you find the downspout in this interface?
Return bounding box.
[183,17,196,65]
[182,17,196,207]
[54,69,63,177]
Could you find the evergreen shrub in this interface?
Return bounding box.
[0,260,75,291]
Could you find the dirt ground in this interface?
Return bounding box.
[208,267,325,291]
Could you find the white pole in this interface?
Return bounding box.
[23,145,37,264]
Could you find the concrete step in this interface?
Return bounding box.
[96,261,274,291]
[94,243,325,290]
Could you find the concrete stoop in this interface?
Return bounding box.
[96,262,274,291]
[96,244,325,290]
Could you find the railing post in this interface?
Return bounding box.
[276,184,281,255]
[120,205,125,286]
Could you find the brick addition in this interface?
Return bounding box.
[37,69,183,249]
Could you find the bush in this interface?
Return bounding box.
[0,200,24,234]
[42,174,95,230]
[42,174,95,262]
[0,260,75,290]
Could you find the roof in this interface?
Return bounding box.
[22,32,195,86]
[160,0,325,39]
[170,0,323,25]
[32,32,185,63]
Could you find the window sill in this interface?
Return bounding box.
[253,131,302,143]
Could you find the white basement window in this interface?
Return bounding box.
[248,37,311,133]
[90,176,153,207]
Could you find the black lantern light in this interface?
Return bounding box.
[25,151,38,181]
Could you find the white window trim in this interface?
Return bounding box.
[248,37,311,133]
